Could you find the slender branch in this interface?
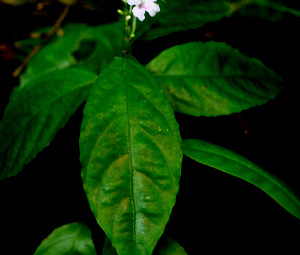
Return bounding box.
[12,5,70,78]
[47,5,70,39]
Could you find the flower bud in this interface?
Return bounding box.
[117,9,125,15]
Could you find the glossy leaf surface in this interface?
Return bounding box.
[20,22,122,85]
[80,57,182,255]
[182,139,300,219]
[147,41,283,117]
[33,222,97,255]
[0,69,97,181]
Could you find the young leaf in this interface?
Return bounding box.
[146,41,283,117]
[80,57,182,255]
[138,0,231,40]
[20,22,123,85]
[181,139,300,220]
[33,222,97,255]
[0,69,97,181]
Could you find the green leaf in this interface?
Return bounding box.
[20,21,123,85]
[181,139,300,220]
[0,68,97,181]
[102,236,187,255]
[137,0,231,40]
[230,0,300,21]
[154,236,188,255]
[254,0,300,17]
[146,41,283,117]
[33,222,97,255]
[233,0,284,21]
[80,57,182,255]
[102,237,118,255]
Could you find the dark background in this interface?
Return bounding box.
[1,1,300,254]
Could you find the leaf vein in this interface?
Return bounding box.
[124,62,137,254]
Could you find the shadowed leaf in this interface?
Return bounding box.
[182,139,300,219]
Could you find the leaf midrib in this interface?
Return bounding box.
[124,61,137,254]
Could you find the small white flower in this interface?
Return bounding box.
[127,0,160,21]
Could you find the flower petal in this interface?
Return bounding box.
[146,2,160,17]
[127,0,137,5]
[132,6,146,21]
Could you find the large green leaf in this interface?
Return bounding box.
[102,236,187,255]
[146,41,283,117]
[20,21,123,85]
[137,0,231,40]
[33,222,97,255]
[80,57,182,255]
[182,139,300,220]
[0,68,97,181]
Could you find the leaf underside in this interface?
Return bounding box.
[182,139,300,219]
[80,57,182,255]
[147,41,283,117]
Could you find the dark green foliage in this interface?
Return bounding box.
[1,0,300,254]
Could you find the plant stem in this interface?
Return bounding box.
[122,4,136,55]
[131,16,137,38]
